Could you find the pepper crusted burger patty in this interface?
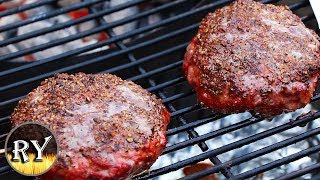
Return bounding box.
[183,0,320,116]
[11,73,170,180]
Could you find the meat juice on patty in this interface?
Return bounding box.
[11,73,170,179]
[183,0,320,116]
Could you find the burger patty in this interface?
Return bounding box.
[11,73,170,179]
[183,0,320,116]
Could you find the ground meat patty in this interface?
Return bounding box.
[10,73,170,179]
[183,0,320,116]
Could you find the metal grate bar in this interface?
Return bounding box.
[0,166,11,175]
[0,26,192,83]
[260,0,280,3]
[161,91,194,104]
[181,127,320,179]
[163,108,234,178]
[0,0,56,17]
[158,102,234,178]
[0,0,192,62]
[229,145,320,180]
[0,0,106,32]
[0,116,9,124]
[101,42,190,74]
[128,61,183,81]
[169,104,201,118]
[0,0,146,32]
[289,0,309,10]
[167,115,238,178]
[0,133,7,140]
[165,105,312,137]
[137,112,320,178]
[0,42,190,92]
[301,14,315,21]
[0,95,25,108]
[163,116,265,154]
[276,163,320,180]
[0,24,195,94]
[0,0,229,77]
[88,9,139,63]
[0,0,147,47]
[166,115,228,136]
[147,77,185,92]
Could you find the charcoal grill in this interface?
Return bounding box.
[0,0,319,179]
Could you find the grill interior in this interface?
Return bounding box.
[0,0,320,179]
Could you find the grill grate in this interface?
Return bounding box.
[0,0,319,179]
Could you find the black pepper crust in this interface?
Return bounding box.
[183,0,320,115]
[10,73,170,179]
